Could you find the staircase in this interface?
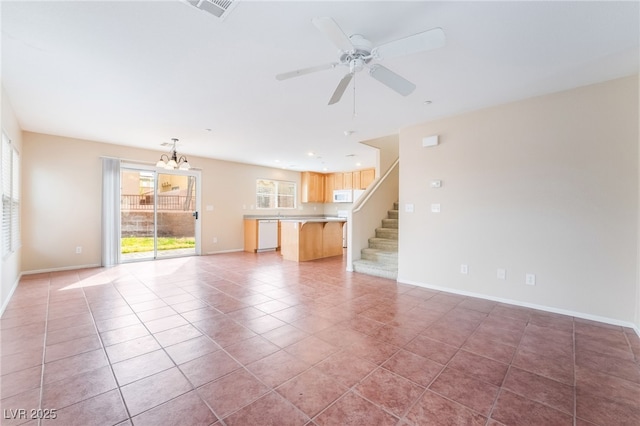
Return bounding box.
[352,203,398,280]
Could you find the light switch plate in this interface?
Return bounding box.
[405,203,414,213]
[497,268,506,280]
[525,273,536,285]
[430,180,442,188]
[431,203,441,213]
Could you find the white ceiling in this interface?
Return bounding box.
[2,1,638,172]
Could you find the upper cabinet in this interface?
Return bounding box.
[343,172,353,190]
[301,171,325,203]
[301,168,376,203]
[360,168,375,189]
[323,173,335,203]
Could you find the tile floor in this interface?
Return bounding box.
[1,251,639,426]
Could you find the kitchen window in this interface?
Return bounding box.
[256,179,296,209]
[2,131,20,257]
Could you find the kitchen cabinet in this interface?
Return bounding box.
[301,171,325,203]
[360,168,375,189]
[353,171,361,190]
[280,219,346,261]
[324,173,335,203]
[244,219,279,252]
[332,172,344,190]
[301,167,376,204]
[343,172,353,189]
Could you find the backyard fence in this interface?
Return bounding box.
[121,194,195,211]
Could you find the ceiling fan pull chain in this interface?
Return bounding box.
[352,72,357,118]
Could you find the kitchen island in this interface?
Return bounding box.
[279,218,346,262]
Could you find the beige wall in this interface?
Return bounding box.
[21,132,324,272]
[362,134,399,176]
[1,86,23,312]
[398,75,639,326]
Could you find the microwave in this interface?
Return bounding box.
[333,190,353,203]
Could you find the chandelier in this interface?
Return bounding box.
[156,138,191,170]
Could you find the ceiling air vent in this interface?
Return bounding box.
[187,0,236,20]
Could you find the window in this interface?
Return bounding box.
[2,131,20,257]
[256,179,296,209]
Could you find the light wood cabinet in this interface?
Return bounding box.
[301,171,325,203]
[280,220,345,262]
[243,219,259,252]
[343,172,353,189]
[332,172,344,190]
[360,168,375,189]
[244,219,281,252]
[353,171,361,190]
[324,173,335,203]
[301,167,375,203]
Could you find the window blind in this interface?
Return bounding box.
[2,131,20,256]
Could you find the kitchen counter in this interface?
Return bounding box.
[278,217,346,224]
[279,218,346,262]
[243,215,342,221]
[243,216,346,254]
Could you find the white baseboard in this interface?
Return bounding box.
[204,249,244,255]
[0,272,22,316]
[397,276,640,337]
[22,263,102,275]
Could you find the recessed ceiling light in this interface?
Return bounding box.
[356,162,361,166]
[307,152,315,156]
[345,154,356,157]
[323,167,328,171]
[423,100,432,105]
[344,130,355,136]
[205,128,212,132]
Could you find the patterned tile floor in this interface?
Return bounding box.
[1,251,639,425]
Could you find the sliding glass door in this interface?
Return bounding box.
[156,173,197,258]
[120,166,199,262]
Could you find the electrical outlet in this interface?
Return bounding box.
[431,203,441,213]
[525,273,536,285]
[213,237,218,243]
[497,268,506,280]
[75,246,82,254]
[460,264,468,274]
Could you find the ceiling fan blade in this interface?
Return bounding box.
[276,63,337,81]
[328,73,353,105]
[368,64,416,96]
[312,17,354,53]
[372,27,445,60]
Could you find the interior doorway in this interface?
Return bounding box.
[120,166,200,262]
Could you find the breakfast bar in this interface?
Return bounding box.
[279,218,346,262]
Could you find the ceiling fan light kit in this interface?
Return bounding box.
[276,16,445,106]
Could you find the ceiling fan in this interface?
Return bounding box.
[276,17,445,105]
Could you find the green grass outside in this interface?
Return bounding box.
[121,237,195,254]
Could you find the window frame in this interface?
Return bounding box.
[256,178,296,210]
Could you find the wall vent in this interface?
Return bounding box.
[187,0,236,20]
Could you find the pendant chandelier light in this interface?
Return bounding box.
[156,138,191,170]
